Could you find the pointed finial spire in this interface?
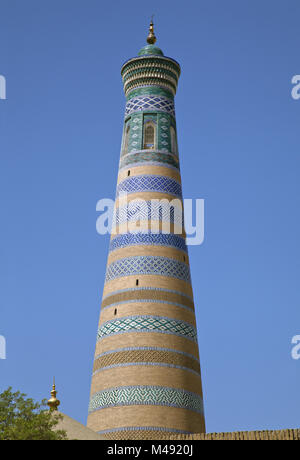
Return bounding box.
[147,16,157,45]
[47,377,60,411]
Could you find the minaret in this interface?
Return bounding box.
[87,21,205,440]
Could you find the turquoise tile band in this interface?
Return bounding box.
[97,315,197,342]
[89,385,204,414]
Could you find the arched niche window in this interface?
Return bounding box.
[170,126,178,155]
[123,123,130,155]
[143,122,155,150]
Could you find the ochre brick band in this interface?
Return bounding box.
[90,364,203,395]
[102,288,194,310]
[118,165,181,184]
[95,332,200,358]
[99,303,197,326]
[103,275,193,297]
[87,406,205,435]
[91,364,202,398]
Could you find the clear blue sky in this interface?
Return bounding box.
[1,0,300,433]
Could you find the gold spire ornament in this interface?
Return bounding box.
[47,378,60,411]
[147,18,157,45]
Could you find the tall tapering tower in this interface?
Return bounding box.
[87,22,205,440]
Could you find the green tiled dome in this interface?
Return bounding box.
[138,44,164,56]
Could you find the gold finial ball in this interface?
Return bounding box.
[47,383,60,411]
[147,20,157,45]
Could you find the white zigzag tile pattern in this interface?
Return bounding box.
[125,96,175,117]
[105,256,191,282]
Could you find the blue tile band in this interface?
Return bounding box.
[105,256,191,282]
[117,175,182,198]
[109,233,187,253]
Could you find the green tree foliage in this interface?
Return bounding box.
[0,387,67,440]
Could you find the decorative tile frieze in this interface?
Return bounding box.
[125,95,175,118]
[126,86,174,102]
[97,426,191,435]
[98,427,191,440]
[109,233,187,253]
[119,151,180,170]
[158,113,171,151]
[89,385,203,414]
[121,55,181,96]
[93,348,201,374]
[117,175,182,198]
[97,315,197,342]
[105,256,191,283]
[119,161,179,174]
[95,346,199,361]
